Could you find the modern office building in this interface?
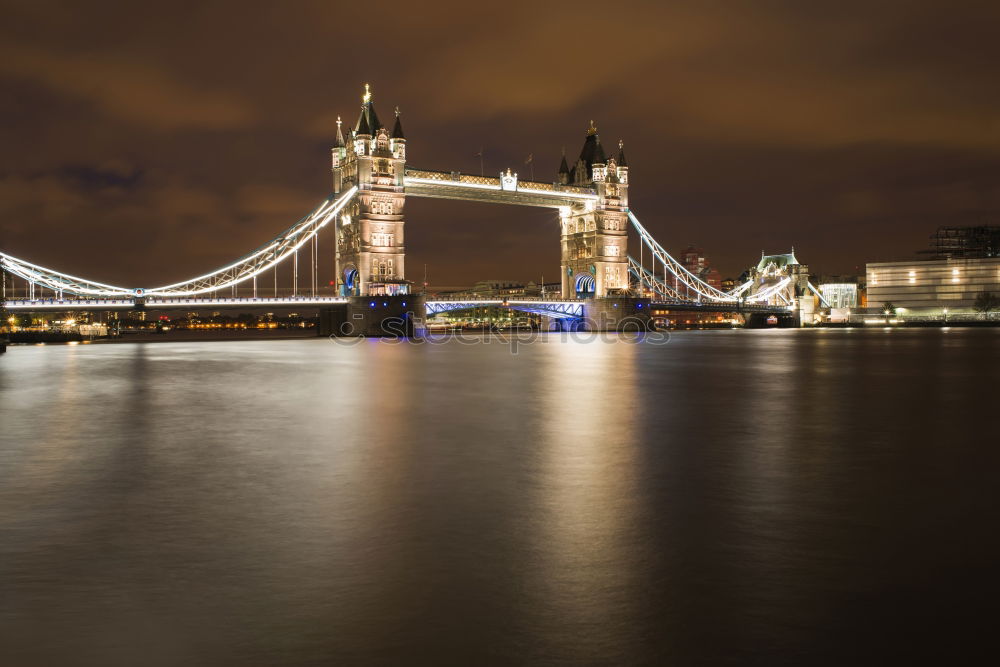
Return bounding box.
[866,257,1000,312]
[819,282,859,309]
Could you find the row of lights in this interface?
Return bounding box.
[872,268,963,286]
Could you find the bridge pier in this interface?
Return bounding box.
[580,297,653,332]
[319,294,426,337]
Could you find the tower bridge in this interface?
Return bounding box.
[1,84,820,334]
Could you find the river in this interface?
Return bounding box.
[1,328,998,665]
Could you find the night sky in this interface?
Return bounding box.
[2,0,998,288]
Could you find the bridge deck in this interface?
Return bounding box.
[650,301,792,313]
[4,296,349,311]
[426,297,585,319]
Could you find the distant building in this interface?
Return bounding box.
[866,257,1000,312]
[448,280,550,299]
[680,245,708,275]
[918,225,1000,259]
[678,245,722,289]
[818,276,863,310]
[819,283,858,309]
[867,226,1000,312]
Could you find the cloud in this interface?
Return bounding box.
[385,2,1000,150]
[0,168,324,287]
[0,42,256,131]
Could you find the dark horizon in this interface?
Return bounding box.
[2,0,998,286]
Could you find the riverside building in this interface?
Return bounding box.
[866,257,1000,313]
[867,225,1000,314]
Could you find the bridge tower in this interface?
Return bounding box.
[558,122,629,299]
[331,84,408,296]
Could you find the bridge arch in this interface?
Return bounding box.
[574,273,596,298]
[343,266,360,296]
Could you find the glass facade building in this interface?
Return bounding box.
[819,283,859,309]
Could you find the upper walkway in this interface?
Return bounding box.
[404,168,597,209]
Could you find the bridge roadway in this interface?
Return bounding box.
[3,296,350,311]
[650,301,791,314]
[2,295,590,319]
[425,297,585,319]
[4,295,790,316]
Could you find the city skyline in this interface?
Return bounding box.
[2,1,999,285]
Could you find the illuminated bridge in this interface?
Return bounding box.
[1,84,821,333]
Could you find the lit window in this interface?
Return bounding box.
[604,265,621,287]
[604,245,620,257]
[952,268,960,283]
[908,270,916,284]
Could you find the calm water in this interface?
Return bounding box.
[1,329,998,666]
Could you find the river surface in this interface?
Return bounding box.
[1,329,998,666]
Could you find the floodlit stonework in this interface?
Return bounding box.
[558,124,630,298]
[332,84,408,297]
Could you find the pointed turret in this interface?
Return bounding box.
[356,105,371,136]
[592,136,606,165]
[557,147,569,183]
[353,83,383,136]
[331,115,347,193]
[368,104,382,133]
[569,120,609,185]
[391,106,405,139]
[617,139,627,167]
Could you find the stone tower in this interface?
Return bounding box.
[332,84,408,296]
[558,122,629,298]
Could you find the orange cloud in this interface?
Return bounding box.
[0,42,256,131]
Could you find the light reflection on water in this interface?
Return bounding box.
[1,329,998,665]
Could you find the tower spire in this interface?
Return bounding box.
[392,106,405,139]
[335,116,345,147]
[354,82,382,135]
